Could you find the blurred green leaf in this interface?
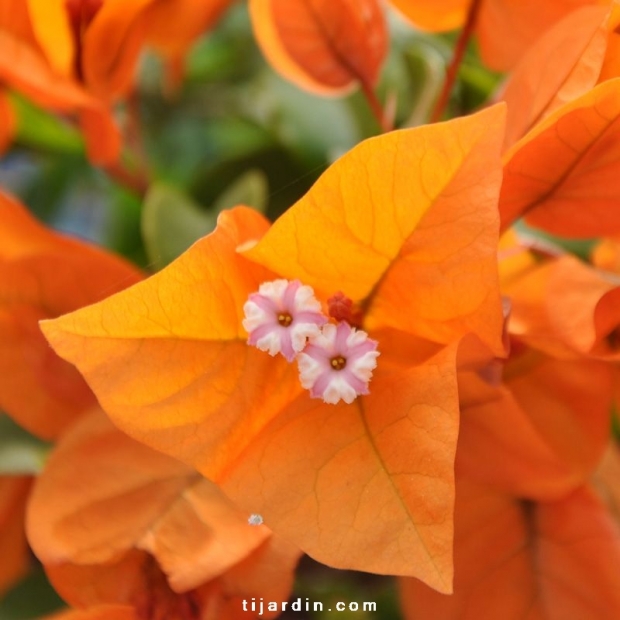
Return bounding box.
[0,415,50,475]
[244,70,363,166]
[0,566,65,620]
[516,221,597,262]
[142,183,217,269]
[212,169,268,212]
[399,41,446,127]
[11,94,84,156]
[293,558,399,620]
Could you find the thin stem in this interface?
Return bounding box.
[104,161,149,196]
[361,79,393,133]
[430,0,483,123]
[126,89,150,179]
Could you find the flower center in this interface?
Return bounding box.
[330,355,347,370]
[278,313,293,327]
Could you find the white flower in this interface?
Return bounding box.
[243,279,327,361]
[297,322,379,404]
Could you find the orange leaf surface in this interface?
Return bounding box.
[592,236,620,272]
[476,0,608,72]
[0,192,142,439]
[400,481,620,619]
[42,112,506,591]
[26,410,299,604]
[500,4,611,149]
[389,0,467,32]
[0,29,91,111]
[247,105,506,355]
[79,105,122,166]
[0,5,122,163]
[390,0,605,71]
[144,0,233,60]
[81,0,152,100]
[46,547,295,620]
[0,475,31,596]
[500,78,620,235]
[27,413,299,619]
[249,0,388,94]
[507,255,620,359]
[26,0,74,78]
[600,1,620,80]
[457,353,612,501]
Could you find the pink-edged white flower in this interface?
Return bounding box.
[243,279,327,361]
[297,322,380,404]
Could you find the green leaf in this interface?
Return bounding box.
[515,221,597,262]
[142,183,217,270]
[0,566,65,620]
[11,94,84,156]
[211,169,268,212]
[0,415,50,475]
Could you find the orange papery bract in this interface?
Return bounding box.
[399,478,620,620]
[500,78,620,235]
[41,105,507,593]
[499,4,613,150]
[143,0,235,89]
[0,0,120,163]
[27,411,300,620]
[0,191,142,440]
[249,0,388,95]
[457,353,613,501]
[390,0,607,72]
[0,0,234,161]
[505,254,620,360]
[592,236,620,272]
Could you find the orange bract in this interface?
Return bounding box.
[506,254,620,360]
[27,411,300,619]
[457,353,613,501]
[499,4,612,149]
[41,106,506,592]
[0,191,142,439]
[400,480,620,619]
[249,0,387,94]
[500,78,620,235]
[0,0,120,163]
[390,0,607,71]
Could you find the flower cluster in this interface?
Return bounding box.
[243,279,380,404]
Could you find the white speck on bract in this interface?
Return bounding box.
[248,513,263,526]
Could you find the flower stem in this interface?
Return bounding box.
[361,79,393,133]
[430,0,483,123]
[104,161,149,196]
